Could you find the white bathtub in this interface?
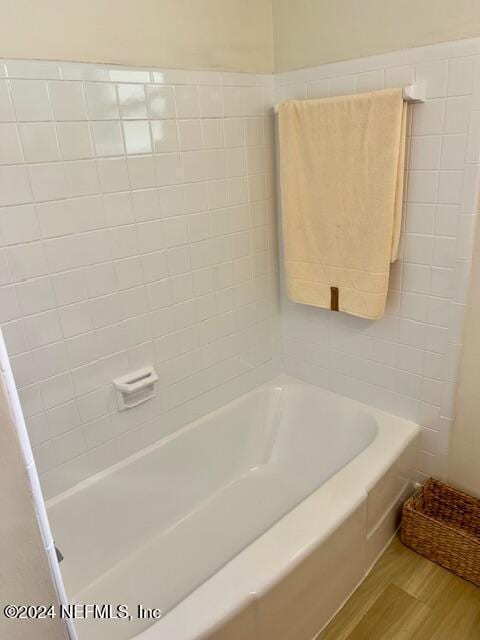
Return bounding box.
[47,375,419,640]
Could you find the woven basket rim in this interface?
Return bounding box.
[422,477,480,505]
[403,478,480,545]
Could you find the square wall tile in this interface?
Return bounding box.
[97,157,130,192]
[437,171,463,205]
[6,242,49,281]
[444,96,472,133]
[16,276,56,316]
[0,285,19,323]
[202,119,224,149]
[154,153,182,186]
[407,171,438,203]
[64,160,100,197]
[440,134,467,170]
[151,120,178,153]
[91,121,124,156]
[56,122,93,160]
[28,163,67,201]
[178,119,203,151]
[84,82,119,120]
[123,121,151,154]
[174,86,200,118]
[199,86,223,118]
[0,123,23,164]
[0,80,15,121]
[18,123,59,162]
[9,80,53,121]
[411,100,445,135]
[435,204,459,236]
[415,60,448,98]
[447,56,475,96]
[409,136,442,170]
[146,85,175,119]
[117,84,147,119]
[48,81,87,120]
[0,165,33,206]
[127,155,156,189]
[223,86,243,117]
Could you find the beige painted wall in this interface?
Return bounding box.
[0,0,274,73]
[3,1,479,74]
[273,0,480,71]
[449,223,480,498]
[0,375,67,639]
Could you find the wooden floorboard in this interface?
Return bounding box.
[316,535,480,640]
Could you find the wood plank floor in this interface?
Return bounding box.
[316,535,480,640]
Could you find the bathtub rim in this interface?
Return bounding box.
[132,374,420,640]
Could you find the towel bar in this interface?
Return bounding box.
[273,81,425,113]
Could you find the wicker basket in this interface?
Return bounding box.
[401,478,480,586]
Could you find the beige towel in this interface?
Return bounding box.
[278,88,407,319]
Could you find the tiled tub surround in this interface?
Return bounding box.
[2,38,480,502]
[276,38,480,482]
[0,60,280,499]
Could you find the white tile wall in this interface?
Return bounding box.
[0,59,280,499]
[275,38,480,481]
[2,38,478,498]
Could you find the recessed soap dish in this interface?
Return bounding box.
[113,366,159,411]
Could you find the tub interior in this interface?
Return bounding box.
[47,376,377,638]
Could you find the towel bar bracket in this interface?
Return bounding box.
[402,81,426,103]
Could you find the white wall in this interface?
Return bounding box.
[0,0,274,73]
[0,58,280,499]
[0,366,67,639]
[273,0,480,71]
[449,219,480,497]
[276,39,480,481]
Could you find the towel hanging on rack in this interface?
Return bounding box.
[278,88,407,319]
